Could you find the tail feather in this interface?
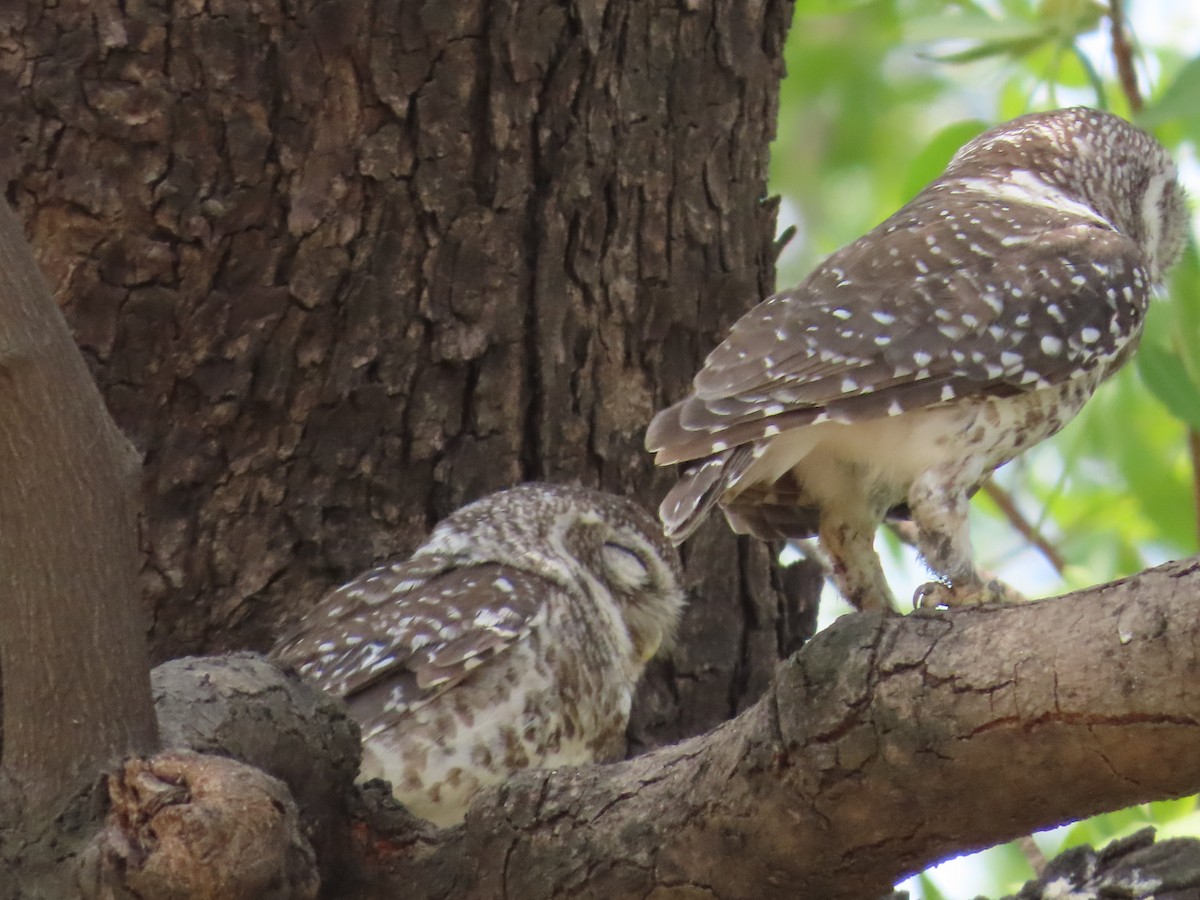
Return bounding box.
[659,447,754,543]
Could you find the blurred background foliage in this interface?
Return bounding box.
[768,0,1200,896]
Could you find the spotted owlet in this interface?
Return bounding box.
[271,483,684,826]
[647,107,1187,612]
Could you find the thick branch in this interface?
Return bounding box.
[365,556,1200,899]
[0,198,156,819]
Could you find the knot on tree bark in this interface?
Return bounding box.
[151,653,363,879]
[80,750,319,900]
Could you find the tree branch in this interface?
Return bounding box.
[359,556,1200,899]
[981,479,1067,576]
[1108,0,1143,112]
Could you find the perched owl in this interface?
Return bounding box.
[647,107,1187,612]
[272,483,684,827]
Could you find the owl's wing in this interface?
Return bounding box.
[272,558,549,715]
[648,200,1148,465]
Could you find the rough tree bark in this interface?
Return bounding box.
[0,0,812,758]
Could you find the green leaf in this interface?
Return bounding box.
[1068,41,1108,106]
[903,15,1047,63]
[922,33,1048,64]
[901,119,989,200]
[793,0,883,15]
[989,840,1039,890]
[916,872,948,900]
[1164,241,1200,388]
[1136,340,1200,434]
[1148,795,1200,824]
[1036,0,1106,40]
[904,13,1044,45]
[1139,54,1200,137]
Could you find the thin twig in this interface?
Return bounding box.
[1017,834,1048,876]
[1108,0,1142,112]
[981,480,1067,576]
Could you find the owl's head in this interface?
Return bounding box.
[419,483,686,663]
[944,107,1188,283]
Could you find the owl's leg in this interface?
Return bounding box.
[907,474,1025,608]
[818,514,896,612]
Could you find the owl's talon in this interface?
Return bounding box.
[914,581,952,608]
[914,578,1026,608]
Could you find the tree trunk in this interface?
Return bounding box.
[0,190,158,897]
[0,0,809,755]
[0,196,156,823]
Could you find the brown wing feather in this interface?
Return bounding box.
[273,561,549,715]
[648,197,1148,467]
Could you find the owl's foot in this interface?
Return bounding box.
[914,577,1027,609]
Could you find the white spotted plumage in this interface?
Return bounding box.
[647,108,1188,611]
[272,483,684,826]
